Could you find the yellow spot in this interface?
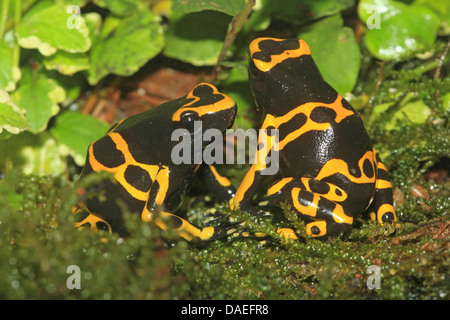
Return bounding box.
[254,232,267,238]
[375,179,392,189]
[291,187,318,218]
[277,228,298,240]
[377,204,396,224]
[199,227,215,241]
[306,221,327,237]
[267,177,293,196]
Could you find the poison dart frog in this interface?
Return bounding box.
[74,83,237,243]
[232,37,396,238]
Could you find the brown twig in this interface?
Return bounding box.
[368,61,385,109]
[212,0,256,80]
[434,39,450,80]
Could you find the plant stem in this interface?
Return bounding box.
[434,39,450,80]
[3,0,36,34]
[213,0,256,79]
[12,0,21,68]
[0,0,10,39]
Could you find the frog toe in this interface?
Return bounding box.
[306,220,351,237]
[306,221,327,237]
[382,211,395,223]
[277,228,298,240]
[238,203,271,218]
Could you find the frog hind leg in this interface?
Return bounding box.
[142,167,238,244]
[72,205,112,234]
[145,208,239,243]
[368,152,396,224]
[268,177,354,237]
[196,164,236,202]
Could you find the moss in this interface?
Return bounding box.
[0,37,448,302]
[2,145,448,300]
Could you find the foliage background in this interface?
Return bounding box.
[0,0,449,299]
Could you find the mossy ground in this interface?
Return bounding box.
[0,41,449,300]
[0,168,448,300]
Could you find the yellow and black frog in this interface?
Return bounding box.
[74,83,238,243]
[233,37,396,238]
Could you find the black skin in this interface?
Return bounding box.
[76,83,238,242]
[233,38,396,237]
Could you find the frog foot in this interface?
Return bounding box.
[276,228,298,240]
[305,220,351,237]
[268,178,354,237]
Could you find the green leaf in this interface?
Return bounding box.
[370,93,431,131]
[50,112,110,166]
[171,0,246,16]
[15,3,91,56]
[50,72,85,105]
[358,0,441,60]
[94,0,140,16]
[87,10,164,85]
[441,92,450,111]
[5,187,25,211]
[0,90,28,135]
[11,79,66,134]
[220,61,256,130]
[0,43,21,92]
[410,0,450,35]
[0,132,67,176]
[164,11,231,66]
[255,0,355,25]
[299,15,360,94]
[43,51,89,75]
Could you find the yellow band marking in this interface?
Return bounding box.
[208,164,231,187]
[89,132,160,202]
[172,83,235,121]
[250,38,311,72]
[316,150,376,185]
[267,177,293,196]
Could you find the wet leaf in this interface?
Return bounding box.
[358,0,440,60]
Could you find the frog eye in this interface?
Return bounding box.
[180,110,199,131]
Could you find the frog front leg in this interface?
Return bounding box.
[73,205,112,234]
[369,150,396,225]
[196,164,236,202]
[142,166,236,243]
[268,177,354,238]
[233,118,278,215]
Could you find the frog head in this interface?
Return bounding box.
[170,82,237,158]
[248,37,332,117]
